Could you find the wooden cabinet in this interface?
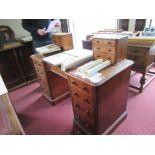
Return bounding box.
[52,33,73,51]
[68,60,133,135]
[92,35,128,64]
[0,41,36,90]
[16,42,36,81]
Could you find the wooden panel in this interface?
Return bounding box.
[0,76,24,135]
[0,49,25,89]
[47,71,69,99]
[16,42,36,81]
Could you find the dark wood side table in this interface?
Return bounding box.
[127,44,155,93]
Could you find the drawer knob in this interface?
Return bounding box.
[107,42,111,45]
[108,49,111,52]
[83,87,89,93]
[132,56,136,60]
[84,98,90,104]
[72,80,77,86]
[85,111,91,117]
[75,104,81,110]
[97,41,100,43]
[73,92,79,98]
[97,47,100,50]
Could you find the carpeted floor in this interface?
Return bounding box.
[9,66,155,135]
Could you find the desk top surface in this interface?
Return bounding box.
[68,59,134,86]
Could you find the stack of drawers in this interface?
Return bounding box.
[31,55,51,99]
[68,76,97,134]
[68,59,134,135]
[52,33,74,51]
[92,35,128,64]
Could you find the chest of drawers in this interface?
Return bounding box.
[52,33,74,51]
[68,60,133,134]
[92,34,128,64]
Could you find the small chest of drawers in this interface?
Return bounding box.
[92,34,128,64]
[52,33,74,51]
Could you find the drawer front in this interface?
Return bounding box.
[127,47,146,56]
[68,76,96,98]
[71,87,94,116]
[93,52,115,64]
[127,54,145,63]
[93,39,116,46]
[132,63,144,72]
[93,45,116,53]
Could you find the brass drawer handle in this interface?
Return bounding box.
[96,40,100,43]
[97,47,100,50]
[108,49,111,52]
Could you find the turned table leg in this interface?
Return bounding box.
[139,74,146,93]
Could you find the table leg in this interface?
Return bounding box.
[139,74,146,93]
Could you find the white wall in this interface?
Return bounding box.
[69,19,117,48]
[0,19,30,38]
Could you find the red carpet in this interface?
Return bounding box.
[9,66,155,135]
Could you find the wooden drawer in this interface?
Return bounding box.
[92,39,116,46]
[127,47,146,56]
[127,54,145,63]
[93,45,116,53]
[68,76,96,98]
[71,88,94,116]
[132,63,144,72]
[93,52,115,64]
